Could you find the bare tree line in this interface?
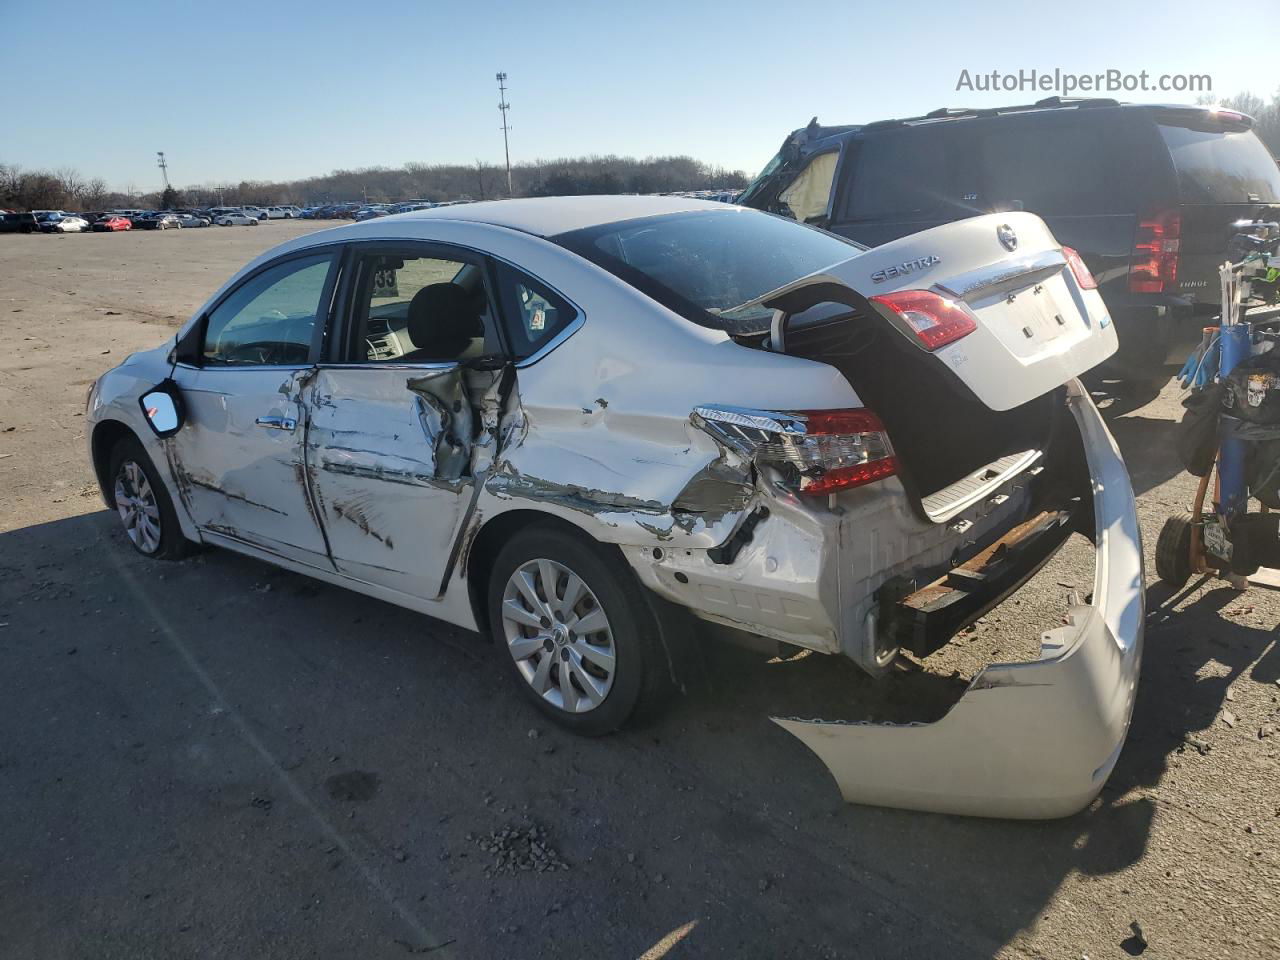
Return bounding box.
[0,154,750,212]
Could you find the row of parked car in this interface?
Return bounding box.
[0,205,314,234]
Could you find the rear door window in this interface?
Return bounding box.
[342,248,499,364]
[1158,123,1280,203]
[976,118,1141,215]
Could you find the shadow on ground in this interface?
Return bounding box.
[3,500,1274,959]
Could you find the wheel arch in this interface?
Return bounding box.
[465,509,607,635]
[90,418,141,503]
[463,506,690,693]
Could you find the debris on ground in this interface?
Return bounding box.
[475,822,568,875]
[1222,709,1237,729]
[1120,920,1148,955]
[1183,735,1212,755]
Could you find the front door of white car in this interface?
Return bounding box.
[302,245,494,599]
[169,251,339,567]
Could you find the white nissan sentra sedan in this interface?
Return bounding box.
[86,196,1143,818]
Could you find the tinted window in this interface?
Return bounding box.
[977,121,1137,215]
[553,208,863,335]
[1159,123,1280,203]
[494,263,578,360]
[202,253,334,365]
[840,128,957,220]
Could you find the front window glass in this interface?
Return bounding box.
[202,253,334,365]
[552,208,863,335]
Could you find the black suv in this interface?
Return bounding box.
[0,212,39,234]
[739,98,1280,386]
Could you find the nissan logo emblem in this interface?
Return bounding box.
[997,223,1018,252]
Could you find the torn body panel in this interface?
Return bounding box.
[774,381,1144,819]
[305,365,475,596]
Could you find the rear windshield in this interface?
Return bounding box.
[552,209,864,334]
[1159,123,1280,203]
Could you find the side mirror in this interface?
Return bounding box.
[139,380,185,438]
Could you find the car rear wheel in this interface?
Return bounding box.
[108,436,192,560]
[487,524,665,734]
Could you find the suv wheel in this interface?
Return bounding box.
[108,436,192,560]
[487,525,664,734]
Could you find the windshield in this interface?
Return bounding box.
[1159,122,1280,203]
[552,208,864,334]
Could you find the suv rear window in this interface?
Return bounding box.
[553,209,864,335]
[1158,123,1280,203]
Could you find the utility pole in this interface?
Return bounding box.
[156,151,170,189]
[496,72,513,197]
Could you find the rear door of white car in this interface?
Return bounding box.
[303,241,498,600]
[169,250,340,566]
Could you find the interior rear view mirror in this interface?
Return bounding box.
[139,380,185,438]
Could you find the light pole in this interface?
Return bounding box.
[496,72,512,197]
[156,151,170,189]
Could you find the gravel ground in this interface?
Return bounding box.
[1,221,1278,959]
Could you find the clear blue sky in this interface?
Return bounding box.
[3,0,1276,191]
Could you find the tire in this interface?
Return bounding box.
[107,435,192,560]
[486,523,666,735]
[1155,515,1193,588]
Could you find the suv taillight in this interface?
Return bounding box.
[869,290,977,351]
[1130,210,1181,293]
[1061,246,1098,290]
[692,406,897,496]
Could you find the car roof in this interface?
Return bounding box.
[386,194,731,237]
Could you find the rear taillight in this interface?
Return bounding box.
[1061,245,1097,290]
[1129,210,1181,293]
[692,406,897,496]
[869,290,977,351]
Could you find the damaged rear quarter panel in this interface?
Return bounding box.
[469,281,863,561]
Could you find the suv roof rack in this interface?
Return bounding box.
[861,97,1124,131]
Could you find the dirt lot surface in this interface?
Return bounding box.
[2,221,1279,959]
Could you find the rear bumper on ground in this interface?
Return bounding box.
[775,381,1144,819]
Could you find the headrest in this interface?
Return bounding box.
[406,283,483,359]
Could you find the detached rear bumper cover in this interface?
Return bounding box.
[775,381,1144,819]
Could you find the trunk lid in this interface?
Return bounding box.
[760,211,1117,411]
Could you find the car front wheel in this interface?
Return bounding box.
[487,524,666,734]
[108,436,192,560]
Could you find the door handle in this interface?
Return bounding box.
[255,415,297,431]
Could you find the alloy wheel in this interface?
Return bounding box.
[500,558,616,713]
[114,460,162,554]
